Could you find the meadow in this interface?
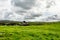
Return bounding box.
[0,22,60,40]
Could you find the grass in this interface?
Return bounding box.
[0,22,60,40]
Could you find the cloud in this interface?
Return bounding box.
[0,0,60,22]
[11,0,35,10]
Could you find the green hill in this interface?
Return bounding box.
[0,22,60,40]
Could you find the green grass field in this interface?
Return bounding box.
[0,22,60,40]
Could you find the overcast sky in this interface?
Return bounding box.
[0,0,60,22]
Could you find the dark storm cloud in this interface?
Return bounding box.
[15,10,27,15]
[11,0,35,10]
[24,16,35,19]
[10,0,42,20]
[24,13,42,20]
[31,13,42,17]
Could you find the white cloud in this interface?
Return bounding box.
[0,0,60,22]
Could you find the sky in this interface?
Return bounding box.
[0,0,60,22]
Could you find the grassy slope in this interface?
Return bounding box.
[0,22,60,40]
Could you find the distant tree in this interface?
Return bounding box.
[21,21,29,26]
